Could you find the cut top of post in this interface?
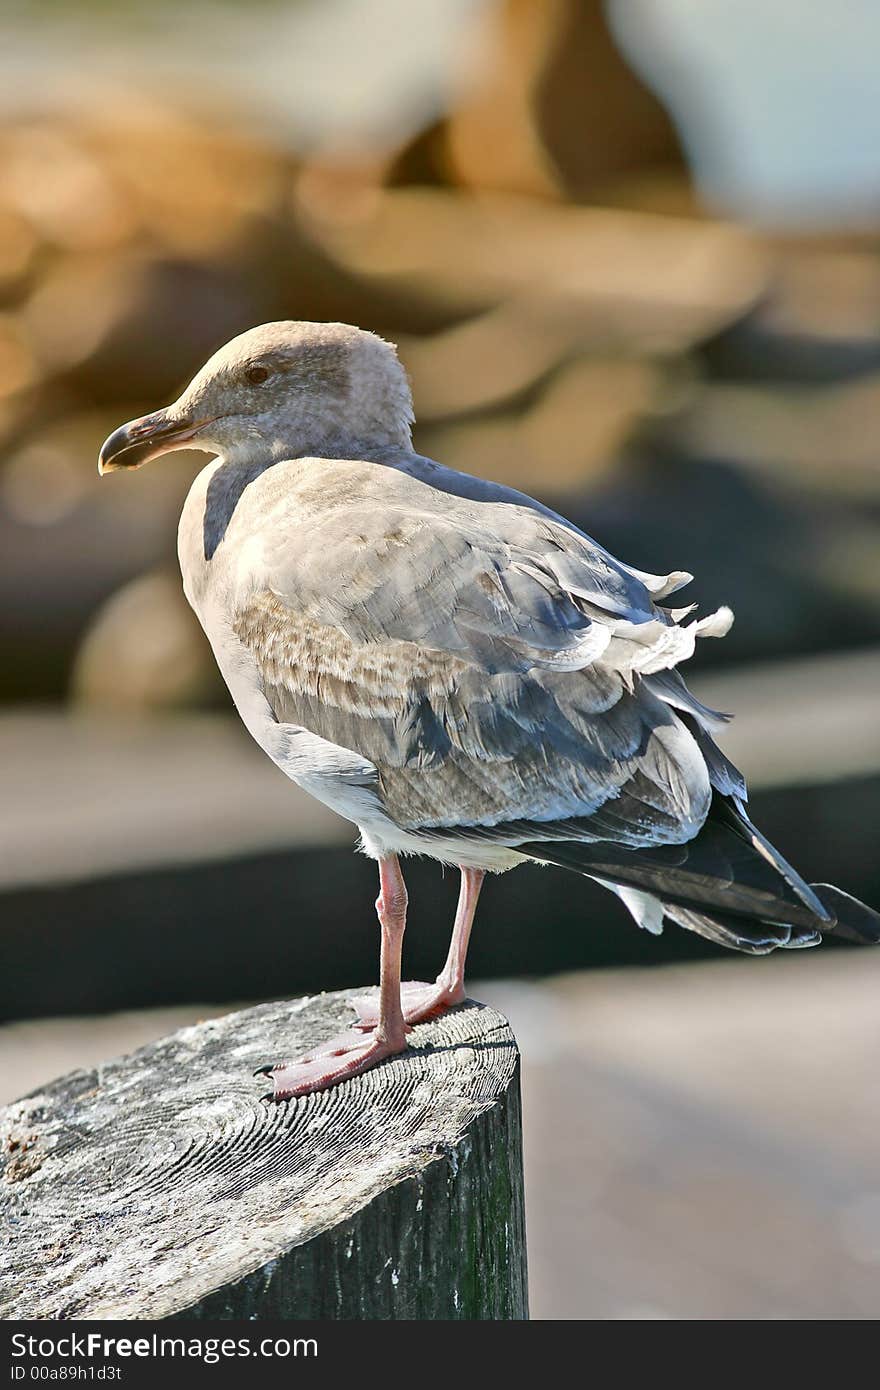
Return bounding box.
[0,992,525,1320]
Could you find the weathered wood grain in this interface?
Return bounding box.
[0,993,527,1320]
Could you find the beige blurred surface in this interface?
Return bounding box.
[482,956,880,1319]
[3,954,880,1320]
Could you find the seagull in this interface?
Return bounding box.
[99,321,880,1099]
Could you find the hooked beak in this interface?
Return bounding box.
[98,409,216,475]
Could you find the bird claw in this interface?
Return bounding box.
[252,1064,277,1077]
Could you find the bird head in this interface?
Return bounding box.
[98,320,414,474]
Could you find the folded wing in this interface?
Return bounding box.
[233,460,732,850]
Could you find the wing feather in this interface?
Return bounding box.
[230,457,732,847]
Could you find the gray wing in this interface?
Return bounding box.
[232,459,733,847]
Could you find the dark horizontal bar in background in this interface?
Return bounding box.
[1,776,878,1023]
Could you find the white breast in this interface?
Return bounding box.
[177,461,392,833]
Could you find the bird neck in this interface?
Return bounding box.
[221,431,410,466]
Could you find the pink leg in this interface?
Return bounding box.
[352,867,485,1029]
[259,856,411,1101]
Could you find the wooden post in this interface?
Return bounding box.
[0,993,527,1320]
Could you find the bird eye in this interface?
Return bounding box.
[245,364,270,385]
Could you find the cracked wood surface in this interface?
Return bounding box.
[0,993,527,1320]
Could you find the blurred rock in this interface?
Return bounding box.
[703,245,880,384]
[25,252,272,402]
[0,119,133,254]
[400,300,580,422]
[307,187,768,347]
[0,53,876,709]
[394,0,684,201]
[535,0,685,199]
[2,434,91,529]
[416,355,658,492]
[83,101,286,257]
[0,205,37,294]
[657,374,880,497]
[0,314,36,400]
[71,569,216,711]
[0,408,199,701]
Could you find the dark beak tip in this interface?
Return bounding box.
[97,419,146,476]
[97,410,199,476]
[97,445,142,476]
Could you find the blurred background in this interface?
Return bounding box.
[1,0,880,1318]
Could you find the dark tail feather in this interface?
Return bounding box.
[712,797,831,922]
[521,797,879,953]
[522,812,825,932]
[811,884,880,945]
[661,902,821,955]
